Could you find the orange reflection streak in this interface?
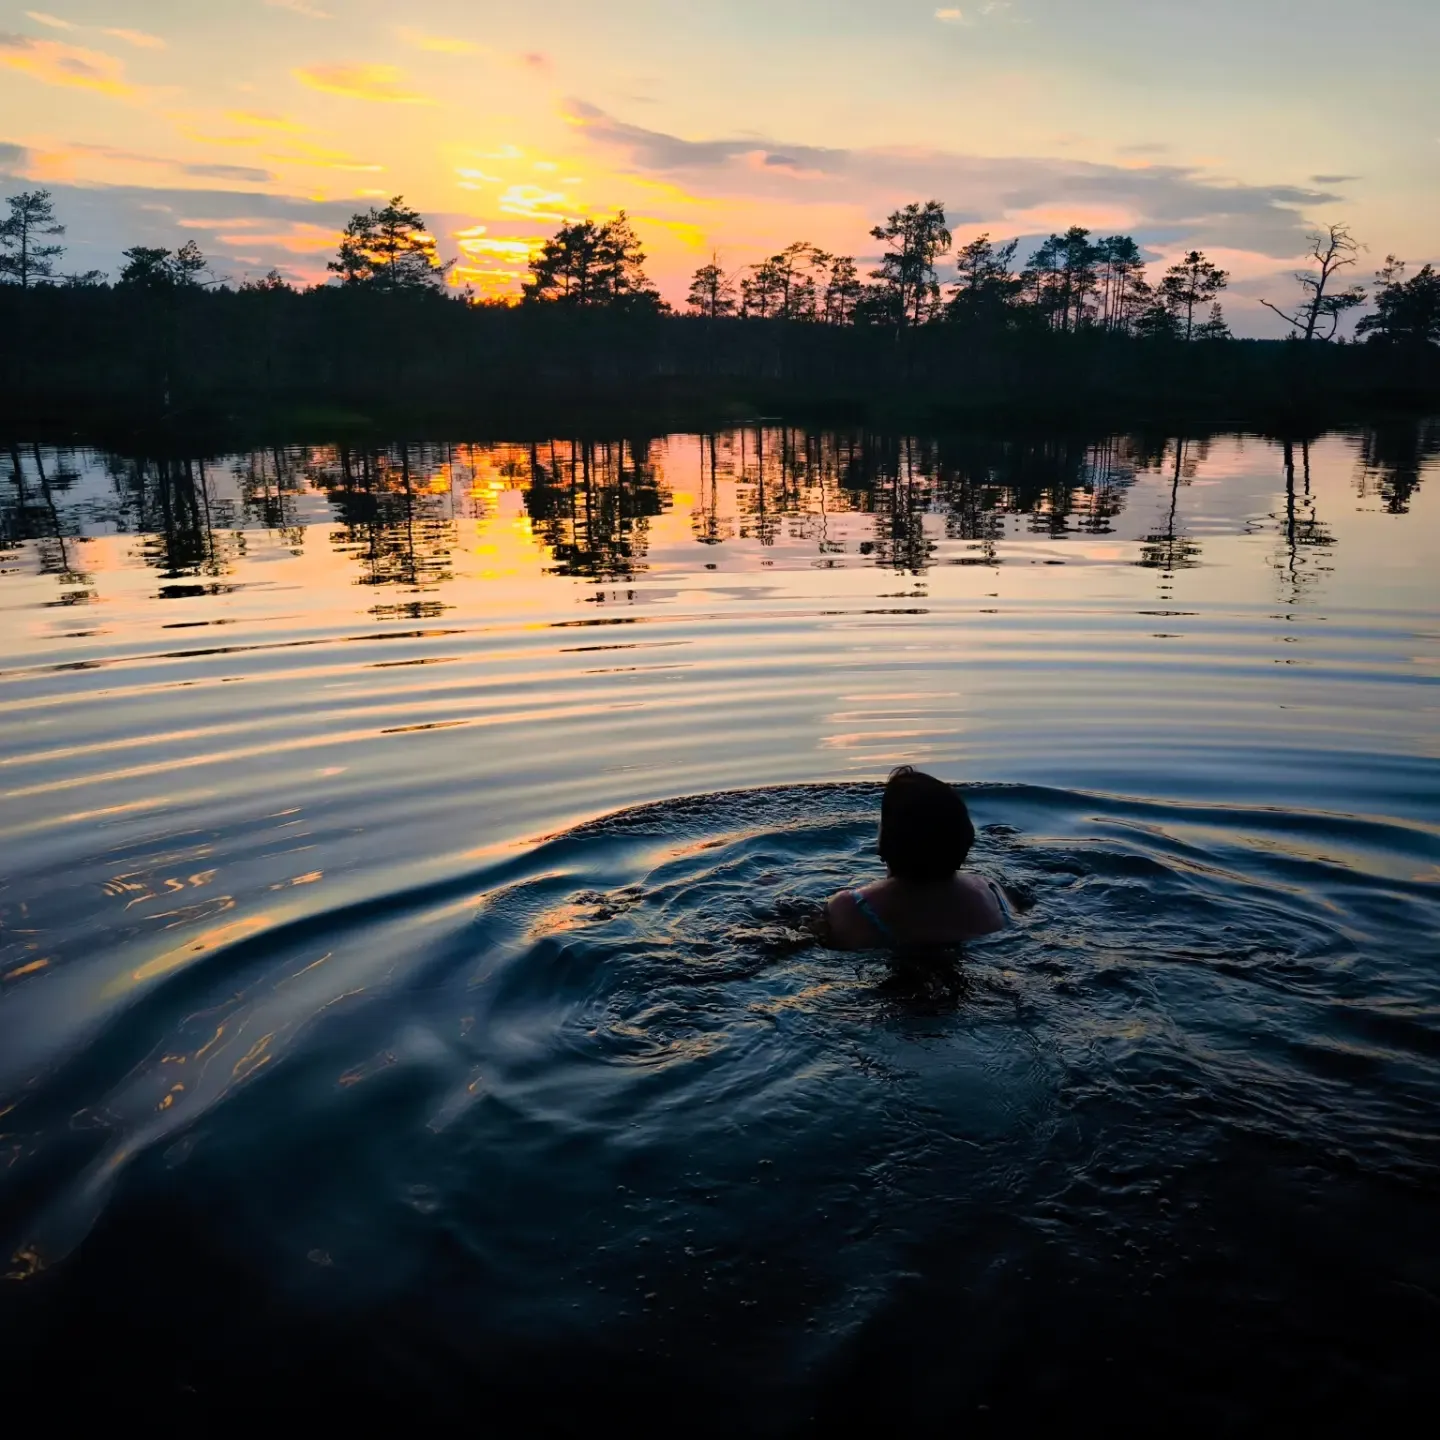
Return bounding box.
[231,1034,275,1082]
[276,950,333,987]
[269,870,323,889]
[114,914,272,993]
[3,958,50,981]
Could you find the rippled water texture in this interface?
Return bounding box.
[2,426,1439,1426]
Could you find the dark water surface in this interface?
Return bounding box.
[2,427,1439,1427]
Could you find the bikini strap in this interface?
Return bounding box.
[850,889,894,943]
[985,877,1013,924]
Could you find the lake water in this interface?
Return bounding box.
[2,424,1439,1425]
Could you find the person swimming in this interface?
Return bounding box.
[824,766,1010,951]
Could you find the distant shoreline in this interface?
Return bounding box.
[5,287,1438,447]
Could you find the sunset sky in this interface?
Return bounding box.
[2,0,1436,332]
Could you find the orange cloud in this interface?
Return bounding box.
[177,216,342,255]
[0,34,137,97]
[294,63,432,103]
[497,184,573,222]
[451,225,544,300]
[638,214,708,250]
[177,216,271,229]
[217,226,339,253]
[454,226,540,261]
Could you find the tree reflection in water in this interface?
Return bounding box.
[523,438,664,599]
[1354,418,1440,516]
[314,443,456,618]
[0,423,1431,608]
[1274,440,1335,604]
[6,443,96,606]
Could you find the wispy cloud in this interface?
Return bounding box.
[68,141,171,164]
[51,142,270,182]
[565,100,1344,258]
[497,184,572,222]
[182,162,274,183]
[452,224,544,298]
[226,109,306,132]
[25,12,165,49]
[0,33,138,98]
[398,29,483,55]
[293,64,432,103]
[264,0,332,17]
[102,28,166,50]
[935,4,1015,24]
[456,166,505,189]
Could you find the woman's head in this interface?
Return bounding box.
[878,766,975,882]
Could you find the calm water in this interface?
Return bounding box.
[2,425,1439,1425]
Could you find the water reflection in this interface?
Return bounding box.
[109,456,236,599]
[1138,438,1203,579]
[1274,441,1335,603]
[4,443,95,607]
[1355,418,1440,515]
[0,423,1432,607]
[522,438,664,586]
[313,445,456,614]
[2,409,1438,1426]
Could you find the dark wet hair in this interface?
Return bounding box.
[878,766,975,882]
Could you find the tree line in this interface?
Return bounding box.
[3,186,1439,347]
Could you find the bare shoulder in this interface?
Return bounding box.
[824,887,870,951]
[956,872,1006,934]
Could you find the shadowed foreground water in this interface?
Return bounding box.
[1,426,1438,1428]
